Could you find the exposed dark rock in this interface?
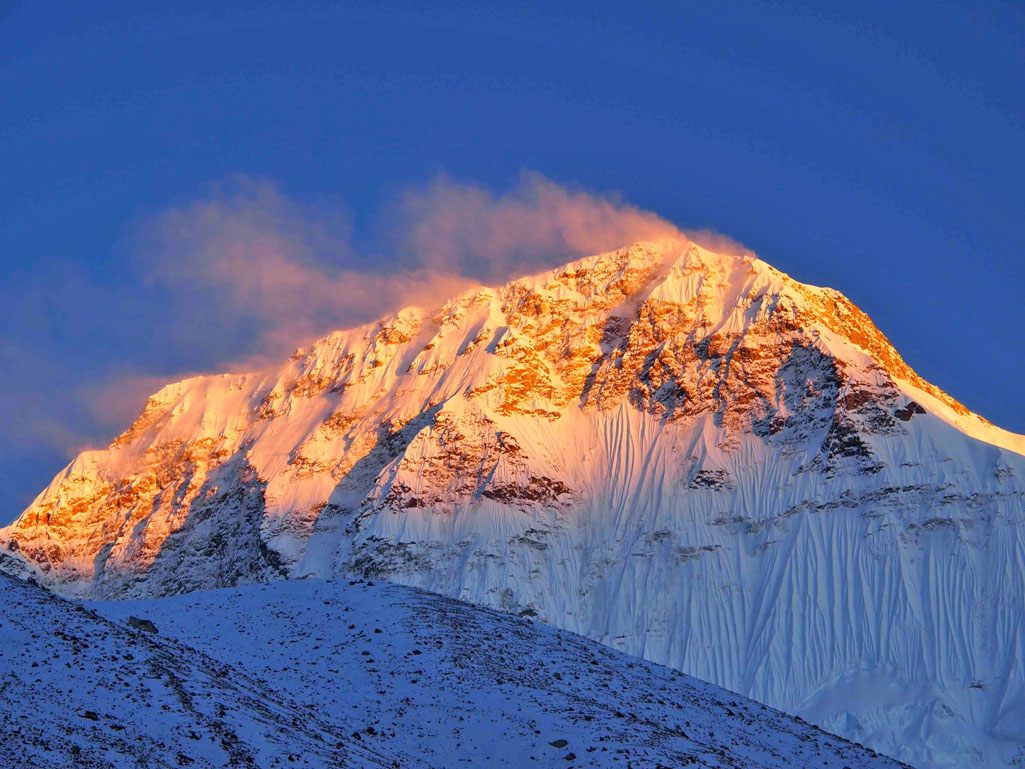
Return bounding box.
[894,401,927,422]
[127,616,158,634]
[688,470,730,491]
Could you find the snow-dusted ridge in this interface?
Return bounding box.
[0,569,395,768]
[88,575,909,768]
[3,568,908,768]
[3,238,1025,768]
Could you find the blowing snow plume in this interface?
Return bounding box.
[391,171,683,281]
[135,177,468,368]
[133,172,683,367]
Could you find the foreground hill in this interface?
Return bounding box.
[0,569,904,769]
[92,575,908,768]
[4,238,1024,766]
[0,569,392,768]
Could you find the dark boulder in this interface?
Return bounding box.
[127,616,158,634]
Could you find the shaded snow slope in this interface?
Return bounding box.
[0,569,394,768]
[89,575,907,768]
[4,239,1025,767]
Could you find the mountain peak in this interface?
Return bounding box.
[4,239,1025,767]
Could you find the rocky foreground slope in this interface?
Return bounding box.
[0,569,906,768]
[0,569,394,768]
[3,238,1024,767]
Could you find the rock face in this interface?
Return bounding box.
[3,238,1024,768]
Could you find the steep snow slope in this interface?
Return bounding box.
[90,575,908,768]
[0,568,903,769]
[4,238,1025,767]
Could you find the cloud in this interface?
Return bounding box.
[0,350,180,522]
[682,228,754,258]
[390,171,682,281]
[133,175,477,367]
[0,348,176,461]
[132,172,684,370]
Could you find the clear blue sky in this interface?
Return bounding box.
[1,1,1022,522]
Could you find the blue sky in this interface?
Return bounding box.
[1,0,1022,522]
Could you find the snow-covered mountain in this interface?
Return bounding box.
[4,238,1024,767]
[0,568,905,769]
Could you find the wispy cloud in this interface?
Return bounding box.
[132,172,683,369]
[683,228,754,258]
[133,176,478,368]
[391,171,682,281]
[8,171,693,476]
